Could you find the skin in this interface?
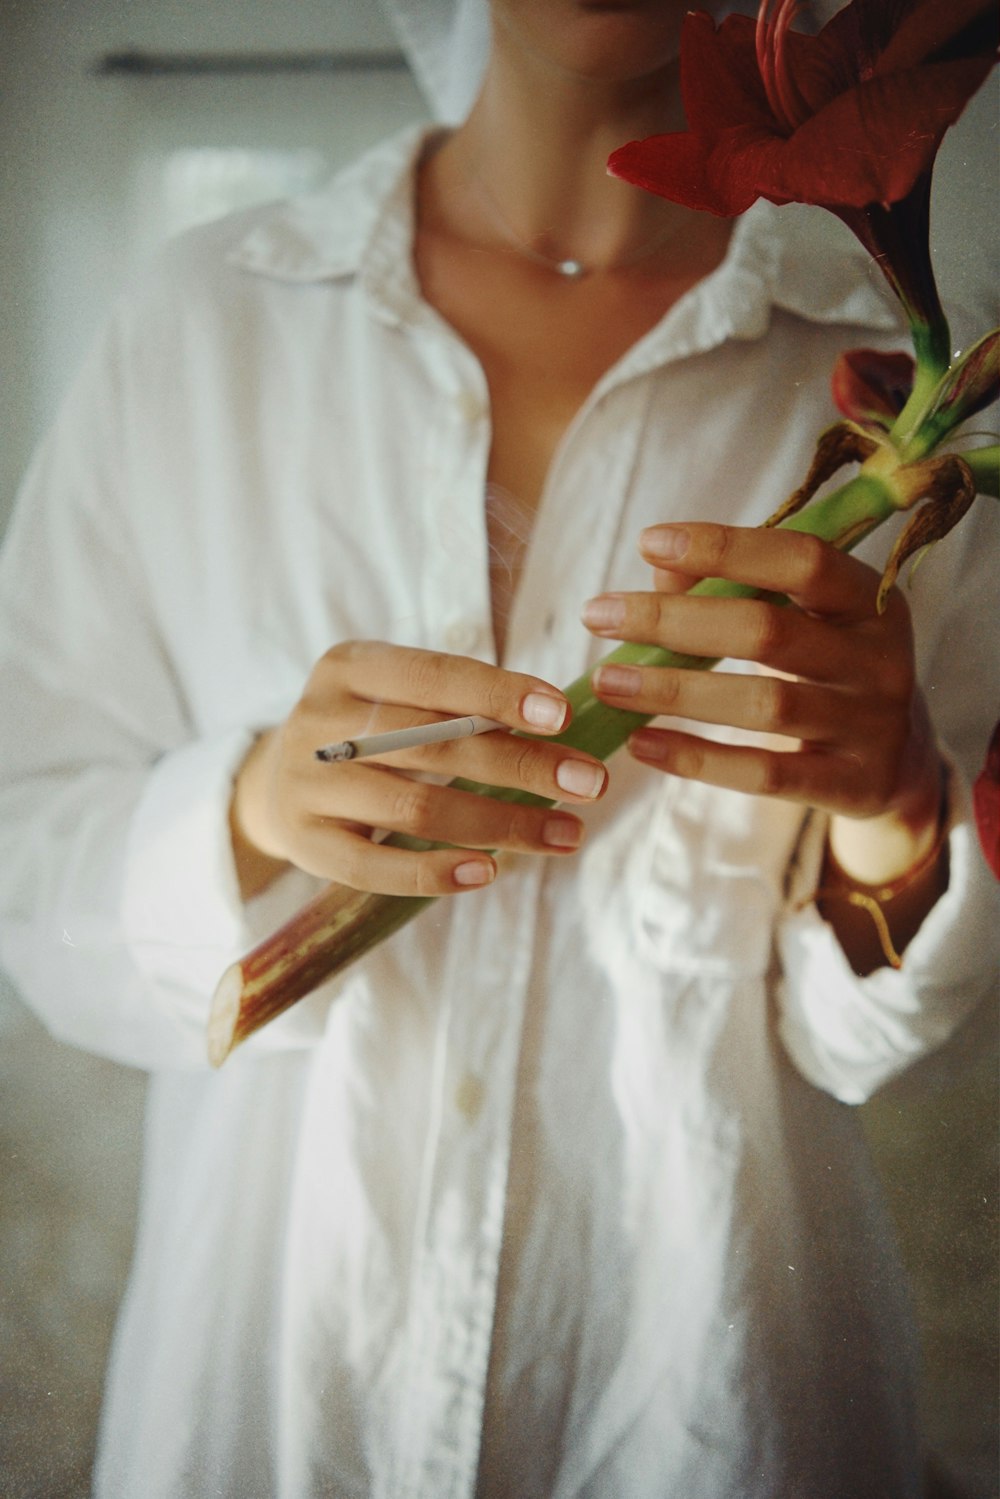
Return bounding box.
[231,0,947,972]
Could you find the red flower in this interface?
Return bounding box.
[609,0,996,216]
[973,720,1000,878]
[608,0,998,357]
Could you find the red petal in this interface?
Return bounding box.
[608,130,764,217]
[973,720,1000,880]
[612,0,996,220]
[679,11,774,132]
[750,59,994,207]
[831,348,915,424]
[777,20,863,115]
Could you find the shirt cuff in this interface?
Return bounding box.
[120,729,350,1060]
[120,729,257,1036]
[776,760,1000,1103]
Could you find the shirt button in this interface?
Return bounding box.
[456,390,487,423]
[444,620,485,654]
[454,1073,484,1122]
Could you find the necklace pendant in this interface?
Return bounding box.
[556,258,585,279]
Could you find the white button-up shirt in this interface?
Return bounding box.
[1,126,997,1499]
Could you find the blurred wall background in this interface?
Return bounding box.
[0,4,996,1497]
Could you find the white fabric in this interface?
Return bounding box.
[1,124,998,1499]
[381,0,491,123]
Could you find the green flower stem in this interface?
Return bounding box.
[909,316,952,392]
[892,328,1000,459]
[963,445,1000,499]
[209,465,900,1063]
[891,343,950,453]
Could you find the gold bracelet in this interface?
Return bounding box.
[809,789,950,969]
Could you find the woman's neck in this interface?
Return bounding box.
[433,33,693,275]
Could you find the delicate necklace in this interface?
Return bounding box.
[465,165,681,280]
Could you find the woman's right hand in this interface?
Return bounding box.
[229,641,608,900]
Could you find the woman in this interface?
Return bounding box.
[0,1,996,1495]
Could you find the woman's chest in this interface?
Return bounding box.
[413,259,686,654]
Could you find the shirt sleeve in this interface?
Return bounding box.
[773,484,1000,1104]
[0,295,337,1072]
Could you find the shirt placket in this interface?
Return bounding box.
[384,864,544,1499]
[505,376,655,684]
[379,327,538,1499]
[381,342,656,1497]
[416,332,496,664]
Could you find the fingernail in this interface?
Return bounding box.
[555,759,606,799]
[522,691,568,731]
[542,815,583,849]
[453,860,496,887]
[581,595,626,631]
[593,663,641,697]
[640,525,689,562]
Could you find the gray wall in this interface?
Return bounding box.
[1,4,997,1496]
[0,0,427,525]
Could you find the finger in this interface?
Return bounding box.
[627,727,876,815]
[638,523,884,622]
[350,723,609,802]
[288,820,500,896]
[582,590,874,685]
[302,765,590,854]
[316,641,572,734]
[652,566,697,596]
[592,662,876,745]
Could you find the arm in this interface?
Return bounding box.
[0,371,607,1069]
[0,333,258,1068]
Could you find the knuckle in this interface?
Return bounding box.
[642,592,669,635]
[747,601,789,661]
[510,739,542,790]
[758,752,792,799]
[758,674,798,732]
[317,643,345,675]
[405,649,449,703]
[329,836,373,892]
[671,737,707,781]
[651,668,683,712]
[507,802,542,848]
[414,859,448,899]
[319,638,367,675]
[790,532,832,592]
[484,674,512,720]
[389,779,436,833]
[701,523,735,570]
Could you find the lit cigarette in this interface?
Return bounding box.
[315,714,506,763]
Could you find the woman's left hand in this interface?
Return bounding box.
[583,521,945,889]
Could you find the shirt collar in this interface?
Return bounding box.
[229,123,903,344]
[228,125,430,324]
[715,197,902,335]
